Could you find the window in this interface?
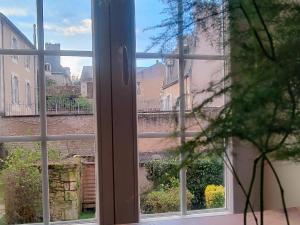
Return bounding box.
[44,63,51,72]
[137,82,141,95]
[25,55,30,70]
[136,0,230,220]
[11,75,19,104]
[165,59,177,85]
[25,81,31,106]
[11,36,19,62]
[0,0,231,224]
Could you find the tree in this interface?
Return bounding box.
[146,0,300,225]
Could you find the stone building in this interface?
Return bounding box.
[80,66,93,99]
[136,61,165,112]
[0,13,37,116]
[45,43,72,86]
[160,26,224,111]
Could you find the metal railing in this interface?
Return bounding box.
[5,98,94,116]
[46,98,93,115]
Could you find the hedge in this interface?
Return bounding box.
[140,187,193,214]
[205,185,225,208]
[144,155,223,209]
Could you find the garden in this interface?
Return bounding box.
[140,154,225,214]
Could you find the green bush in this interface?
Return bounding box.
[1,145,61,224]
[144,155,223,209]
[205,185,225,208]
[140,187,193,214]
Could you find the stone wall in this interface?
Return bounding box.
[49,157,82,221]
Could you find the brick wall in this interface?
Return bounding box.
[0,112,205,157]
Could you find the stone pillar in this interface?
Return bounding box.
[49,157,82,221]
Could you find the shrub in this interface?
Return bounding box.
[144,155,223,209]
[140,187,193,214]
[205,185,225,209]
[1,145,61,224]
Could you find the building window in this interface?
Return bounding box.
[165,59,177,85]
[11,75,19,104]
[45,63,51,72]
[25,55,31,70]
[137,82,141,95]
[25,82,31,106]
[161,94,172,111]
[11,36,19,62]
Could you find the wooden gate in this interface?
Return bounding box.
[82,162,96,209]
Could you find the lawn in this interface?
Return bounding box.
[79,211,95,220]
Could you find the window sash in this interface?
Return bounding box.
[0,0,229,224]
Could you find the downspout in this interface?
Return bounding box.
[1,20,5,116]
[33,24,38,115]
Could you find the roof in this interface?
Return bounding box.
[136,62,165,79]
[81,66,93,81]
[0,13,35,49]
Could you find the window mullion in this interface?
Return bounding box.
[36,0,50,224]
[177,0,187,216]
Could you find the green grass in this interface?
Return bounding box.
[79,211,95,220]
[0,180,4,205]
[0,216,6,225]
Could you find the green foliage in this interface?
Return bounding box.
[140,187,194,214]
[144,155,223,209]
[76,97,93,110]
[205,185,225,209]
[1,145,61,224]
[47,96,92,111]
[46,78,57,87]
[79,211,95,219]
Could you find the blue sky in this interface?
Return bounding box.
[0,0,169,78]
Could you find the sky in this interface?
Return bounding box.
[0,0,169,79]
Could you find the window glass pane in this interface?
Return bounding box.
[45,56,94,135]
[186,153,225,211]
[135,0,177,53]
[184,59,225,132]
[138,138,181,217]
[0,142,43,224]
[0,0,37,49]
[137,59,182,216]
[183,59,226,211]
[44,0,91,51]
[136,59,180,114]
[47,140,96,222]
[0,54,40,136]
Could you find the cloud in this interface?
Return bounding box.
[61,57,92,78]
[0,7,28,16]
[45,19,91,36]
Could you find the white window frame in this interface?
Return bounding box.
[0,0,232,224]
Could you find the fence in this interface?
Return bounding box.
[6,98,94,116]
[5,94,196,116]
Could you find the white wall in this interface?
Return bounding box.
[264,161,300,209]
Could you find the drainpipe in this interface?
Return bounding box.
[33,24,38,115]
[1,20,5,116]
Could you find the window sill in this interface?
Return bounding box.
[119,207,300,225]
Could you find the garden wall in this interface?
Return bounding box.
[49,157,82,221]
